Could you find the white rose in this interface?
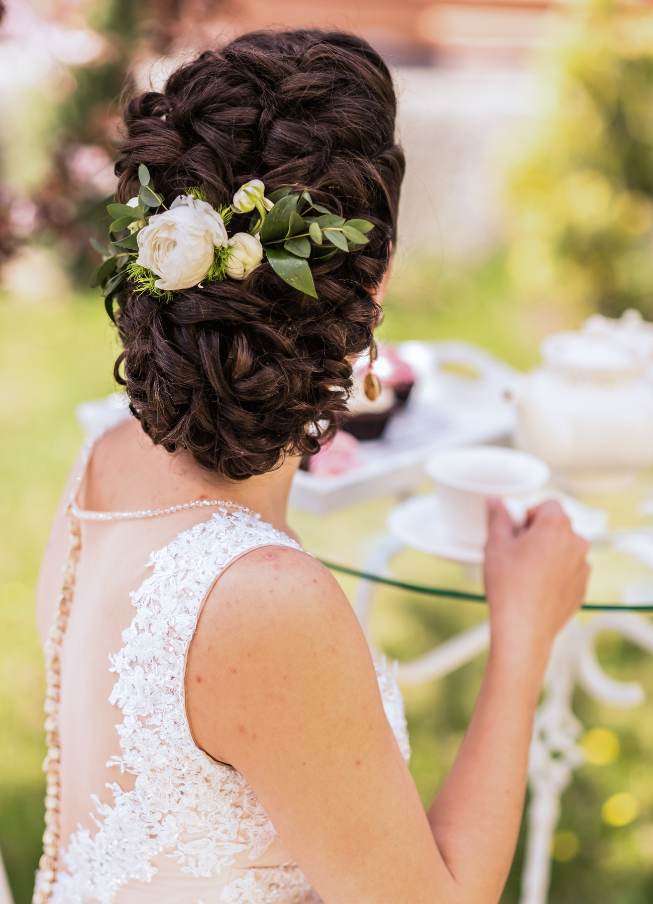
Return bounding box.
[232,179,274,214]
[225,232,263,280]
[136,194,228,291]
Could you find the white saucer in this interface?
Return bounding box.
[387,491,609,565]
[387,495,485,564]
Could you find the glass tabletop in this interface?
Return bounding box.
[290,469,653,612]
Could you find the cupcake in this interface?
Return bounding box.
[340,372,397,441]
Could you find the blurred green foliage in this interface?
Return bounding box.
[1,260,652,903]
[508,0,653,318]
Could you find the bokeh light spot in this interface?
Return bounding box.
[582,727,620,765]
[602,792,639,828]
[552,830,580,862]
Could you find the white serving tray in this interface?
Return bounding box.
[290,341,519,513]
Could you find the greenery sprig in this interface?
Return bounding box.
[257,187,374,299]
[92,167,375,311]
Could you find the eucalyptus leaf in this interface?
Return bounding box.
[286,210,306,238]
[267,187,294,203]
[104,294,117,323]
[342,224,369,245]
[138,163,151,186]
[107,202,136,219]
[111,233,139,251]
[266,247,317,298]
[346,218,374,234]
[308,221,323,245]
[284,237,311,258]
[91,256,117,288]
[102,270,126,297]
[310,244,339,262]
[316,213,346,228]
[90,237,109,256]
[324,228,349,252]
[300,190,313,206]
[260,193,300,244]
[312,203,331,214]
[139,184,163,208]
[110,215,136,233]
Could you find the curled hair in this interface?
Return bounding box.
[111,28,405,480]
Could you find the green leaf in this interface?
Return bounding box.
[260,193,300,243]
[324,228,349,251]
[90,237,109,256]
[284,237,311,258]
[316,213,346,228]
[300,190,313,207]
[104,294,117,323]
[139,184,163,208]
[310,244,339,262]
[90,256,117,288]
[102,269,126,297]
[308,221,323,245]
[138,163,151,186]
[286,210,306,238]
[346,218,375,234]
[111,233,139,251]
[267,187,294,203]
[265,247,317,298]
[109,215,137,233]
[312,202,332,214]
[342,224,369,245]
[107,202,136,219]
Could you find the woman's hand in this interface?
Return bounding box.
[483,497,591,674]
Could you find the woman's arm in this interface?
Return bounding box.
[425,499,590,900]
[185,499,588,904]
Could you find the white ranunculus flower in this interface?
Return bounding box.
[232,179,273,214]
[225,232,263,280]
[136,194,228,291]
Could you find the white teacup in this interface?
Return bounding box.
[425,445,551,548]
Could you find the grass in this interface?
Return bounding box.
[1,253,652,903]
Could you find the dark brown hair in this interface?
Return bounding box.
[111,28,405,480]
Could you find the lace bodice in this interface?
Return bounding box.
[37,395,411,904]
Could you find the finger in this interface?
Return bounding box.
[486,496,515,541]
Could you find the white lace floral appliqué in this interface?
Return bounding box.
[50,506,410,903]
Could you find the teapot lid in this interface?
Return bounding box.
[542,309,653,376]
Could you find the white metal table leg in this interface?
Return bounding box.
[352,533,490,684]
[350,535,653,904]
[520,612,653,904]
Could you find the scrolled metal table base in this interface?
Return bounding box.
[352,534,653,904]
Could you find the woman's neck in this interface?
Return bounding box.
[170,444,301,537]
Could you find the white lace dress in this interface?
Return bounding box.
[35,395,411,904]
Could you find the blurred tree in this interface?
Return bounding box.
[33,0,142,283]
[28,0,229,286]
[507,0,653,318]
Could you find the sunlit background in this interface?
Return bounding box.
[3,1,653,902]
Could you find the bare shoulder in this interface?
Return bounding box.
[186,544,381,765]
[185,542,446,904]
[210,544,355,638]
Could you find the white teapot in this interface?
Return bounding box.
[508,309,653,492]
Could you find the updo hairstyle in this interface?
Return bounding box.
[112,28,405,480]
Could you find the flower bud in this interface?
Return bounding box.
[232,179,268,214]
[226,232,263,280]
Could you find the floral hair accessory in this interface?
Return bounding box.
[92,166,375,313]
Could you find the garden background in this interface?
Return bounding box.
[2,1,653,901]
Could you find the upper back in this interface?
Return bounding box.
[35,398,316,902]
